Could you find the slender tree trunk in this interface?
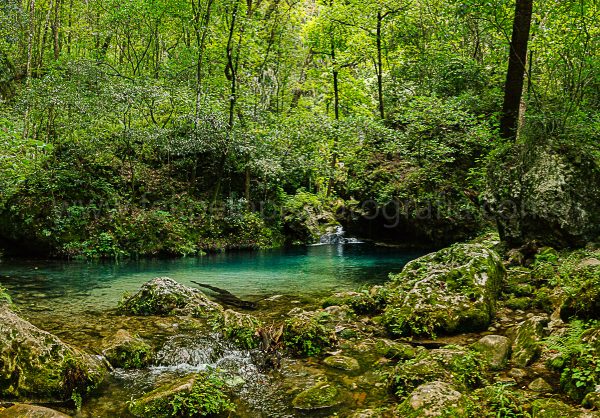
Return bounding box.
[52,0,61,60]
[499,0,533,140]
[376,11,384,120]
[23,0,36,139]
[326,12,339,198]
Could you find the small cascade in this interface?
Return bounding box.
[318,226,362,245]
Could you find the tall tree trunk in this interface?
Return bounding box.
[326,12,339,198]
[52,0,61,60]
[499,0,533,140]
[376,11,385,120]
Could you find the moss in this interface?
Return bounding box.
[0,286,12,306]
[531,398,581,418]
[323,355,360,372]
[129,372,234,418]
[102,330,153,369]
[283,311,336,357]
[375,339,417,361]
[532,287,555,314]
[471,383,531,417]
[216,310,263,350]
[322,290,382,315]
[505,296,532,311]
[292,381,341,410]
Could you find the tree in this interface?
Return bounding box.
[499,0,533,140]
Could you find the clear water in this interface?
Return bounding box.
[0,244,422,315]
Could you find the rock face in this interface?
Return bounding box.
[382,243,505,337]
[511,316,548,368]
[129,373,234,417]
[486,140,600,248]
[0,305,105,401]
[0,404,71,418]
[102,329,153,369]
[292,381,341,410]
[397,381,471,418]
[472,335,511,370]
[118,277,223,318]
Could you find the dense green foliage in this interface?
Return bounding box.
[0,0,599,256]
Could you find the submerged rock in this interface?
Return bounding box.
[118,277,223,318]
[0,404,71,417]
[472,335,511,370]
[129,372,234,417]
[511,315,548,368]
[382,243,505,337]
[102,329,153,369]
[397,381,472,418]
[323,355,360,372]
[0,304,105,401]
[292,381,342,410]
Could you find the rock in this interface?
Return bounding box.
[102,329,153,369]
[485,140,600,248]
[283,310,336,357]
[508,368,528,380]
[560,263,600,321]
[348,410,380,418]
[511,316,548,367]
[531,398,587,418]
[374,339,417,360]
[579,258,600,268]
[0,305,105,401]
[390,347,485,398]
[292,381,341,410]
[382,243,505,337]
[397,381,472,417]
[583,391,600,409]
[220,309,262,349]
[323,355,360,372]
[472,335,511,370]
[118,277,223,318]
[528,377,552,392]
[0,405,71,417]
[129,372,234,417]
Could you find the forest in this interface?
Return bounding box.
[0,0,599,416]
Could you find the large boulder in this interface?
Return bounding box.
[118,277,223,318]
[382,243,505,337]
[486,140,600,248]
[396,381,472,418]
[0,305,105,401]
[292,381,342,410]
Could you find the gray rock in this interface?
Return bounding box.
[382,243,505,337]
[528,377,552,392]
[0,405,71,417]
[508,368,528,380]
[397,381,472,417]
[472,335,511,370]
[511,316,548,367]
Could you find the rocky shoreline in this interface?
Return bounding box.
[1,235,599,417]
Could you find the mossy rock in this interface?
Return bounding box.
[283,309,336,357]
[582,391,600,409]
[292,381,342,410]
[382,243,505,337]
[560,265,600,321]
[118,277,223,319]
[396,381,473,418]
[390,346,485,399]
[505,296,532,310]
[102,329,153,369]
[374,339,418,360]
[323,355,360,372]
[322,290,382,314]
[0,305,106,402]
[511,316,548,368]
[0,404,71,417]
[129,372,234,417]
[471,335,511,370]
[531,398,584,418]
[219,309,262,349]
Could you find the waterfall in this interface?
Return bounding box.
[318,226,362,245]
